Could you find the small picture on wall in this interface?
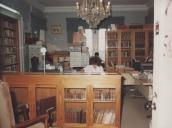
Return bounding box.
[51,25,62,34]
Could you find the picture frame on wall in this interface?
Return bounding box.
[51,25,62,34]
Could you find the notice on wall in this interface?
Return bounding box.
[163,36,172,58]
[163,0,172,59]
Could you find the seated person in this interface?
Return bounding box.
[131,58,141,71]
[145,50,153,63]
[83,56,105,74]
[89,52,104,68]
[145,56,153,63]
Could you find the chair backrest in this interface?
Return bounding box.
[0,81,15,128]
[31,56,39,72]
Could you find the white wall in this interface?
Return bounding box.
[153,0,172,128]
[98,29,106,61]
[85,29,93,56]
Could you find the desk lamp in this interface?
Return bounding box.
[40,47,47,74]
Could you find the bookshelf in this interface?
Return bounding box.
[105,25,153,72]
[93,88,115,125]
[106,31,119,71]
[134,31,146,62]
[0,14,20,72]
[64,88,86,124]
[2,74,121,128]
[120,31,132,67]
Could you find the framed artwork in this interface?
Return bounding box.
[51,25,62,34]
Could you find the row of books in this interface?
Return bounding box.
[135,32,145,40]
[107,41,118,48]
[135,42,145,48]
[94,109,115,124]
[93,89,115,101]
[65,108,86,123]
[121,32,131,40]
[3,29,15,37]
[65,89,86,100]
[107,32,118,39]
[108,51,118,57]
[1,38,16,46]
[4,65,17,71]
[4,55,16,65]
[1,47,16,54]
[3,20,16,29]
[121,51,130,58]
[65,109,115,124]
[64,88,115,101]
[121,41,131,48]
[108,41,132,48]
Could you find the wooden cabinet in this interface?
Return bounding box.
[50,51,70,70]
[0,14,20,72]
[2,74,121,128]
[105,25,153,72]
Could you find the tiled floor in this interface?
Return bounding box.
[121,92,151,128]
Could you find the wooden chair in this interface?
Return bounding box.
[0,81,48,128]
[36,96,56,127]
[10,90,30,123]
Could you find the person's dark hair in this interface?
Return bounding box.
[90,56,101,66]
[95,52,99,57]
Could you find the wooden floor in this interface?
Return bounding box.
[121,91,151,128]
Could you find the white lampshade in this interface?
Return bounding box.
[40,47,47,55]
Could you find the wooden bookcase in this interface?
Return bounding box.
[0,14,20,72]
[2,74,121,128]
[105,25,153,72]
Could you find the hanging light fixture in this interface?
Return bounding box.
[76,0,111,29]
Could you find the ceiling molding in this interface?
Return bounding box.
[44,6,75,13]
[44,4,148,13]
[112,5,148,11]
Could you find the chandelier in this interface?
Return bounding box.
[76,0,111,28]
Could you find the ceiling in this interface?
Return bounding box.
[24,0,153,8]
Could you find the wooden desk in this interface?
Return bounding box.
[122,71,153,101]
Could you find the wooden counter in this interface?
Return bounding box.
[123,71,153,101]
[2,73,121,128]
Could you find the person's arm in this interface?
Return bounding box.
[99,66,105,75]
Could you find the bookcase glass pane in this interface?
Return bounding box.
[36,87,56,126]
[93,103,115,124]
[64,88,86,100]
[121,32,131,41]
[64,102,86,123]
[93,88,115,124]
[10,87,29,123]
[93,88,115,101]
[64,88,86,123]
[148,31,153,55]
